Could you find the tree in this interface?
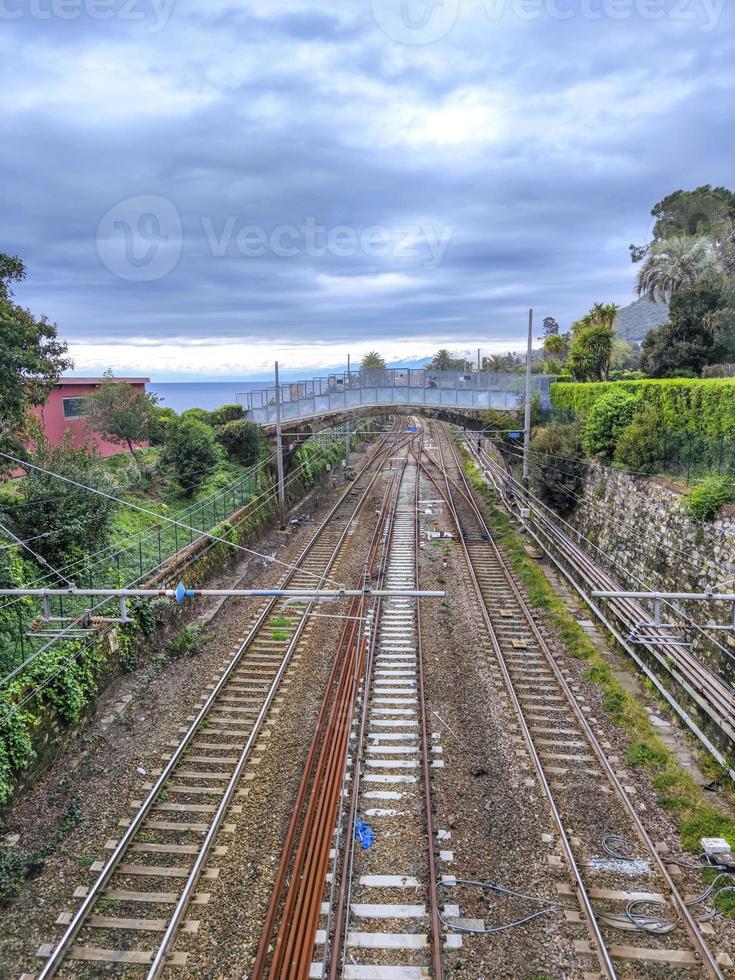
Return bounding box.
[614,403,663,474]
[542,316,560,338]
[84,372,158,464]
[148,406,177,445]
[529,422,585,516]
[483,354,507,373]
[9,436,119,568]
[0,253,71,459]
[360,352,386,371]
[568,324,615,381]
[161,417,220,495]
[543,333,568,361]
[636,235,722,304]
[640,281,726,377]
[216,420,262,465]
[430,349,463,371]
[630,185,735,262]
[209,403,244,427]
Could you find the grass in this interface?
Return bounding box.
[461,452,735,912]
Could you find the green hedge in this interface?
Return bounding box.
[550,378,735,436]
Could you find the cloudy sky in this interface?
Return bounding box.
[2,0,734,380]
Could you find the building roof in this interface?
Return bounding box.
[56,376,151,386]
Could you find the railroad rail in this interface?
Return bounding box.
[32,422,409,979]
[418,421,729,979]
[254,428,448,979]
[466,436,735,775]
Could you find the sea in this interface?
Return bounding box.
[148,381,266,413]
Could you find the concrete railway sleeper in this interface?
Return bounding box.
[465,437,735,773]
[418,421,729,980]
[31,421,411,979]
[254,425,447,979]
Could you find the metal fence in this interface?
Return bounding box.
[2,425,357,674]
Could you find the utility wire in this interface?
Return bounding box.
[0,517,74,587]
[0,449,341,589]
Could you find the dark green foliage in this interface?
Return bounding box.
[641,281,727,377]
[215,419,262,465]
[0,844,52,903]
[165,624,205,658]
[0,254,71,461]
[9,437,119,567]
[148,406,177,445]
[685,475,732,521]
[614,403,664,473]
[161,417,220,495]
[209,403,244,427]
[529,423,585,516]
[568,323,615,382]
[581,389,639,460]
[637,186,735,253]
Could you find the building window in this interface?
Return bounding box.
[62,397,88,419]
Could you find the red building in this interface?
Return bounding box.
[34,376,151,458]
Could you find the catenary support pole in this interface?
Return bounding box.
[274,360,287,529]
[523,307,533,486]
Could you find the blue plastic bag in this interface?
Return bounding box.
[354,820,375,849]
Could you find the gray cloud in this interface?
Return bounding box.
[1,0,734,374]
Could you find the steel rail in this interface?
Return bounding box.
[437,424,725,980]
[37,422,405,980]
[472,442,735,757]
[413,438,444,980]
[253,452,404,978]
[420,425,619,980]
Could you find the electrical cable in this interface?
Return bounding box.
[437,878,577,934]
[0,518,74,587]
[481,441,735,666]
[0,449,342,589]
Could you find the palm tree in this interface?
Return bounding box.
[360,351,386,371]
[485,354,507,373]
[543,333,567,362]
[431,349,453,371]
[636,234,722,304]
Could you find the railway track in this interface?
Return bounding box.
[467,436,735,770]
[254,429,449,979]
[31,423,407,980]
[417,421,730,979]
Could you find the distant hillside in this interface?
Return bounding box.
[616,297,669,342]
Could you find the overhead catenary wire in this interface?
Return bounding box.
[0,517,74,587]
[490,442,735,665]
[0,448,343,589]
[0,441,345,691]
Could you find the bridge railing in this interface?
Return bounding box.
[237,371,552,424]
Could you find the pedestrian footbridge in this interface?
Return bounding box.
[238,369,551,432]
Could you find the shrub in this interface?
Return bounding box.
[581,388,639,460]
[685,475,732,521]
[209,403,244,427]
[614,403,664,473]
[179,408,211,426]
[215,420,262,465]
[10,437,119,567]
[529,422,585,516]
[161,417,220,495]
[551,377,735,436]
[166,624,205,658]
